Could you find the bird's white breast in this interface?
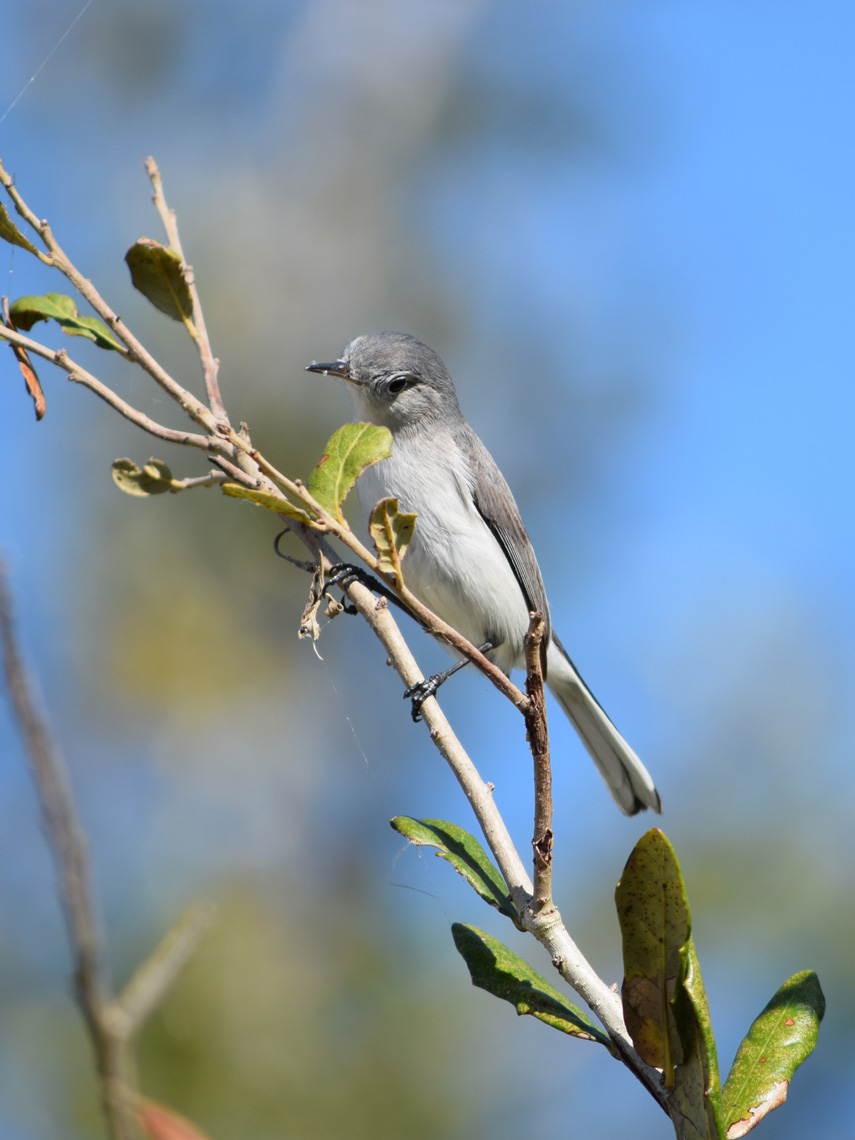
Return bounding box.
[357,428,530,674]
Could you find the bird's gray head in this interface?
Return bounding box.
[306,332,462,432]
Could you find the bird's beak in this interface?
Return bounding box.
[305,359,350,380]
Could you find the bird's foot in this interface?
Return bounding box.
[403,674,445,722]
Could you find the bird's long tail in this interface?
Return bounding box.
[546,635,662,815]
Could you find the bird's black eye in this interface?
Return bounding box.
[386,373,412,395]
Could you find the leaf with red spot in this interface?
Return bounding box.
[722,970,825,1137]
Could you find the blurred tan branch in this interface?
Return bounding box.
[117,902,217,1038]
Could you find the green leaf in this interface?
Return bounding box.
[112,458,181,496]
[722,970,825,1138]
[307,422,392,524]
[668,938,726,1140]
[391,816,519,924]
[0,203,38,254]
[9,293,123,351]
[221,481,311,523]
[369,497,417,588]
[615,827,691,1078]
[125,238,194,324]
[451,924,611,1047]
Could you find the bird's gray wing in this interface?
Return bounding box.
[460,425,552,661]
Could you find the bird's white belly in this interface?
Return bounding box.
[358,444,529,674]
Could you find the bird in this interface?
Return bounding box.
[306,332,661,815]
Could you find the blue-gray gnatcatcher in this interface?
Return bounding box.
[307,332,661,815]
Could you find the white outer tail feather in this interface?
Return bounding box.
[546,636,662,816]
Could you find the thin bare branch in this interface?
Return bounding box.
[172,471,228,490]
[145,157,226,420]
[0,322,212,448]
[523,612,553,910]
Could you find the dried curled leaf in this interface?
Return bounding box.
[125,238,194,324]
[369,497,416,589]
[2,309,45,419]
[112,458,181,496]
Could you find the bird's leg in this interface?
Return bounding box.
[405,642,494,722]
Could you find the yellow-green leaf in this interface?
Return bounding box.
[112,458,180,496]
[369,497,416,589]
[9,293,123,351]
[221,481,311,523]
[307,422,392,524]
[125,238,194,324]
[615,828,691,1079]
[0,203,38,254]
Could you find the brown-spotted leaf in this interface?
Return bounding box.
[369,497,416,589]
[615,828,691,1080]
[307,422,392,524]
[125,238,194,323]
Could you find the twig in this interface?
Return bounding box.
[172,471,228,490]
[0,323,212,448]
[523,612,552,911]
[0,562,141,1140]
[0,157,219,436]
[145,157,226,420]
